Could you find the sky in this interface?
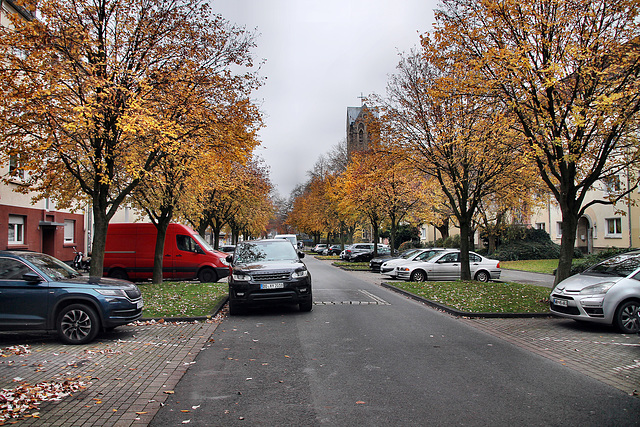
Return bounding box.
[212,0,439,197]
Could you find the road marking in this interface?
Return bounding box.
[313,289,390,305]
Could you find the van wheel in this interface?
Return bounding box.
[198,267,217,283]
[57,304,100,345]
[109,268,129,281]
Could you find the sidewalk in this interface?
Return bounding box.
[0,317,223,426]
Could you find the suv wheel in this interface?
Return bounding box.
[228,299,243,316]
[299,298,313,312]
[57,304,100,345]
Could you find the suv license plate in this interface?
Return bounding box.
[553,298,568,307]
[136,300,144,309]
[261,283,284,290]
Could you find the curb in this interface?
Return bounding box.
[380,282,556,319]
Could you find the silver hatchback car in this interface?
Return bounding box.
[550,250,640,333]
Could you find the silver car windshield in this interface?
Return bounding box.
[586,252,640,277]
[235,241,299,264]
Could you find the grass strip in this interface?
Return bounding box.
[391,280,550,313]
[139,281,228,318]
[500,259,558,274]
[333,261,370,271]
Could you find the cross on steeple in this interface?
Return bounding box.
[358,92,366,106]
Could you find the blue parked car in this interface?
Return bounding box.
[0,251,143,344]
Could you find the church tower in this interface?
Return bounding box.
[346,104,378,160]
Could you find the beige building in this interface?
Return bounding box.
[0,0,87,263]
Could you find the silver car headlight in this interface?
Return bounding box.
[232,273,251,282]
[579,282,615,296]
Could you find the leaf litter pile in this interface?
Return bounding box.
[1,344,88,424]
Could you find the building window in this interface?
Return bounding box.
[64,220,75,243]
[9,155,24,180]
[8,215,25,245]
[556,222,563,238]
[603,175,621,195]
[421,227,427,240]
[535,223,546,231]
[605,218,622,237]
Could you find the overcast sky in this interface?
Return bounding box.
[212,0,438,197]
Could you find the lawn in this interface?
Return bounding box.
[332,261,370,270]
[500,259,558,274]
[139,281,228,318]
[391,280,550,313]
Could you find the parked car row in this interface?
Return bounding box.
[376,248,501,283]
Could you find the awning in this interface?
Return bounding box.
[39,221,66,227]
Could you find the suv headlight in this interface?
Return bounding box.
[291,269,308,279]
[232,273,251,282]
[95,289,127,297]
[579,282,614,295]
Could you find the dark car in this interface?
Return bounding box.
[0,251,143,344]
[219,245,236,254]
[226,239,312,314]
[344,243,390,262]
[322,245,342,256]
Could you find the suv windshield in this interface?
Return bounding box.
[235,241,298,264]
[21,252,78,280]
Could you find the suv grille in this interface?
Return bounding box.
[125,288,142,300]
[252,271,291,281]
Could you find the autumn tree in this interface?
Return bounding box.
[437,0,640,283]
[192,158,273,247]
[0,0,260,276]
[337,151,389,256]
[379,44,535,280]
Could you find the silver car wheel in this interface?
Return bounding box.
[615,300,640,334]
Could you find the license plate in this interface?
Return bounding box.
[137,300,144,309]
[260,283,284,290]
[553,298,568,307]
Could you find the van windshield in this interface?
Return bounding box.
[193,234,214,252]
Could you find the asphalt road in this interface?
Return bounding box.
[151,256,640,426]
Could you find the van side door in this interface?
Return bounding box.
[173,234,205,280]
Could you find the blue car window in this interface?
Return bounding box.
[0,258,32,280]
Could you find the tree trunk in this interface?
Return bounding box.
[89,204,109,278]
[152,217,171,284]
[459,219,472,280]
[555,210,580,285]
[390,213,397,256]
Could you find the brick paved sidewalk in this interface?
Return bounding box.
[0,319,221,426]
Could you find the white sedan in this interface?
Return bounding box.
[380,248,445,278]
[395,250,501,282]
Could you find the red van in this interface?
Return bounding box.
[104,223,229,282]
